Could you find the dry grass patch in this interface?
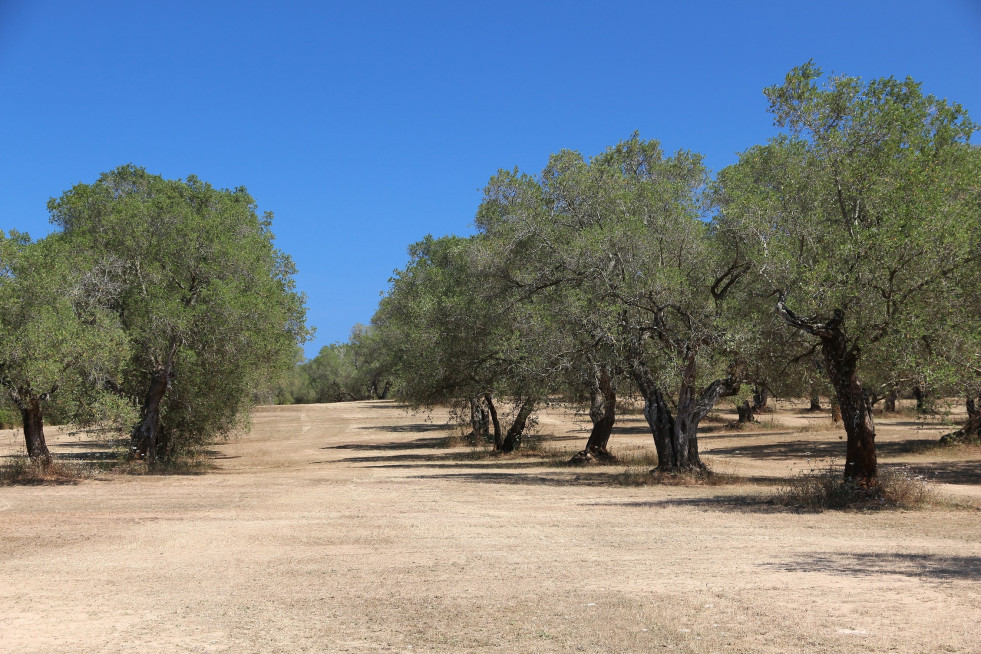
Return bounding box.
[778,464,945,511]
[0,457,99,485]
[602,465,744,487]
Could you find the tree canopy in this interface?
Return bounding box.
[47,165,310,463]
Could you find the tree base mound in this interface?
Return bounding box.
[568,449,618,465]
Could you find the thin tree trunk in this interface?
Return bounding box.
[500,397,535,453]
[485,393,502,450]
[831,398,842,423]
[752,385,770,413]
[19,395,51,466]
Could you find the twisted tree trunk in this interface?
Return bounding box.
[778,299,876,484]
[630,354,741,473]
[18,395,51,466]
[571,365,617,463]
[939,396,981,444]
[468,396,489,441]
[500,397,535,453]
[131,338,179,464]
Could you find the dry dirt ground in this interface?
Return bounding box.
[1,401,979,653]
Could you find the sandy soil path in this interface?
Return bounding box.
[1,401,978,653]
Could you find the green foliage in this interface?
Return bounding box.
[47,165,310,460]
[721,63,978,369]
[0,231,133,437]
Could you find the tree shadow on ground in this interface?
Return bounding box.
[760,552,981,581]
[357,423,455,434]
[339,401,410,410]
[324,435,454,451]
[903,461,981,486]
[405,470,790,495]
[584,495,790,514]
[409,470,609,487]
[704,437,951,460]
[317,455,553,469]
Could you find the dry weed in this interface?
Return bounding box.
[606,466,743,487]
[0,457,97,484]
[779,464,939,511]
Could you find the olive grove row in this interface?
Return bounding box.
[294,63,981,486]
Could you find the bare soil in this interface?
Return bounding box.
[1,400,979,653]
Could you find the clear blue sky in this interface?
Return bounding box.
[2,1,979,357]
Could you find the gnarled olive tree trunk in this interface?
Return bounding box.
[500,397,535,453]
[882,390,897,413]
[778,299,877,484]
[12,391,51,466]
[629,355,741,473]
[940,396,981,444]
[131,338,179,464]
[571,364,617,463]
[468,396,490,441]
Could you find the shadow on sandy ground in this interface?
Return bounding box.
[761,552,981,581]
[357,423,454,434]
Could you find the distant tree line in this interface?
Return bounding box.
[276,326,391,404]
[1,166,310,466]
[292,63,980,488]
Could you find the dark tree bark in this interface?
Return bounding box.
[939,396,981,444]
[468,396,489,441]
[629,354,741,473]
[752,385,771,413]
[16,394,51,466]
[778,299,877,484]
[371,378,392,400]
[737,399,755,423]
[500,397,535,453]
[883,390,897,413]
[131,339,179,464]
[485,393,502,450]
[912,386,932,414]
[571,365,617,463]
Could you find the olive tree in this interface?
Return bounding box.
[0,231,130,464]
[372,234,559,451]
[48,166,310,463]
[477,136,752,472]
[717,63,978,484]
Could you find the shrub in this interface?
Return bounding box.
[780,463,936,510]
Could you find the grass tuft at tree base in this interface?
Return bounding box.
[779,464,939,511]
